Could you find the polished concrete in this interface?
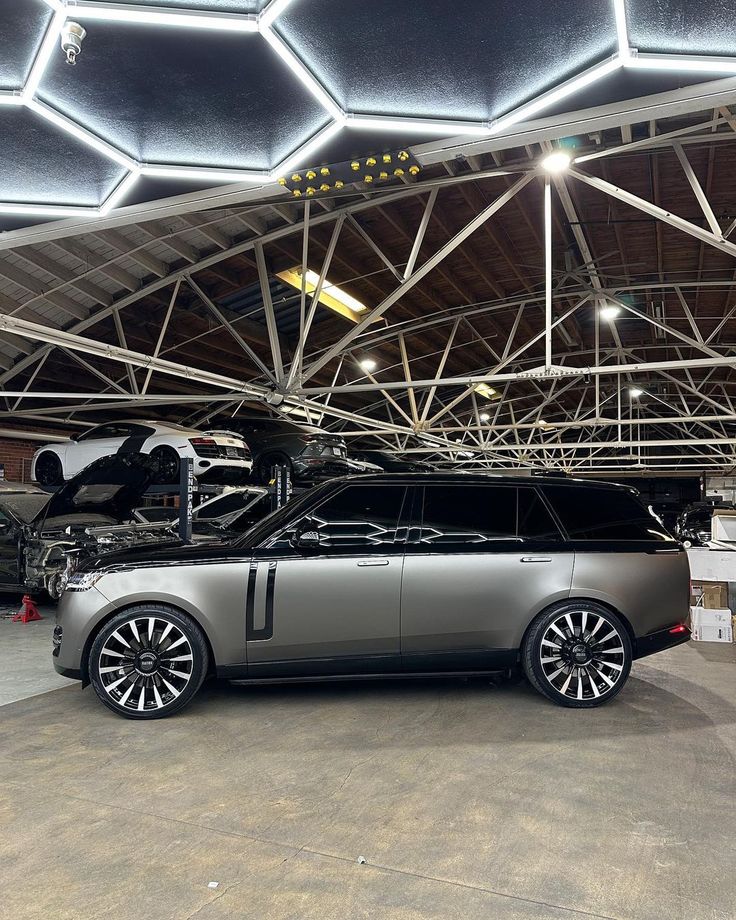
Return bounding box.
[0,598,69,706]
[0,635,734,920]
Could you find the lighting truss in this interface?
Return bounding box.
[4,0,736,222]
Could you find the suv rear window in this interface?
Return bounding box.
[542,485,674,542]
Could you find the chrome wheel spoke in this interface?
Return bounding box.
[539,611,626,700]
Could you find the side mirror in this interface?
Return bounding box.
[291,520,321,551]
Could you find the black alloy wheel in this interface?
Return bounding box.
[151,446,181,484]
[88,605,208,719]
[35,451,64,486]
[523,602,632,708]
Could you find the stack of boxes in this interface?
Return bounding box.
[690,580,734,643]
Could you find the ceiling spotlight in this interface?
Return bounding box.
[600,304,622,321]
[629,387,644,398]
[359,358,377,374]
[479,412,491,423]
[541,150,572,173]
[61,22,86,65]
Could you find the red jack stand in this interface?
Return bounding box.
[12,595,43,624]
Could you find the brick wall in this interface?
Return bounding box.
[0,437,38,483]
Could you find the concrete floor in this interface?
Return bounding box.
[0,616,734,920]
[0,598,71,705]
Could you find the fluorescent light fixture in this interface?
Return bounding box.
[141,164,268,184]
[613,0,630,58]
[623,53,736,74]
[537,419,555,431]
[359,358,377,374]
[279,403,324,424]
[629,387,644,398]
[474,383,500,400]
[99,168,140,214]
[0,93,23,107]
[27,99,137,170]
[72,6,258,32]
[0,202,96,217]
[479,412,491,423]
[600,304,622,320]
[490,56,621,135]
[261,28,343,120]
[260,0,298,29]
[347,115,491,136]
[275,120,344,176]
[23,9,65,98]
[277,267,370,323]
[541,150,572,173]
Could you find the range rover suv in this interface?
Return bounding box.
[52,474,691,719]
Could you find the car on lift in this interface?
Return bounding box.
[207,418,350,484]
[0,453,175,598]
[350,449,435,472]
[676,499,734,547]
[31,420,252,487]
[134,486,272,542]
[53,473,690,719]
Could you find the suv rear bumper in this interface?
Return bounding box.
[634,623,691,659]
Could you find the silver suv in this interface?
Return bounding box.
[53,474,691,719]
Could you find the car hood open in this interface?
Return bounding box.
[33,452,157,530]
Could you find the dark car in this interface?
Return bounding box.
[350,449,435,472]
[676,500,732,547]
[135,486,272,542]
[210,417,350,484]
[54,473,690,719]
[0,453,172,598]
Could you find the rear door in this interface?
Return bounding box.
[401,483,574,670]
[246,483,410,676]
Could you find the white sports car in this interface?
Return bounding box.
[31,420,252,486]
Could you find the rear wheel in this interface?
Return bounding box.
[522,602,632,708]
[35,451,63,486]
[88,605,208,719]
[151,446,180,484]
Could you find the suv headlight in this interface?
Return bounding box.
[65,570,104,592]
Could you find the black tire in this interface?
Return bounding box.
[88,605,209,720]
[256,452,291,485]
[35,451,63,486]
[522,601,632,708]
[151,446,180,484]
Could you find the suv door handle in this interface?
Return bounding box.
[521,556,552,563]
[357,559,390,566]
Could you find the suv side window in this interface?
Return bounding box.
[417,484,561,546]
[542,485,674,542]
[267,485,409,553]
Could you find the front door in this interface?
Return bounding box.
[401,483,574,670]
[246,483,410,677]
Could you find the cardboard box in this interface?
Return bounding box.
[690,580,728,609]
[690,607,734,642]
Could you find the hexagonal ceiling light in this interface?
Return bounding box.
[2,0,736,222]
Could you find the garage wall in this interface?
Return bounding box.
[0,437,37,482]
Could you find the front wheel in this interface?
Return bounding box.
[35,451,63,486]
[522,602,632,708]
[150,446,180,484]
[88,605,209,719]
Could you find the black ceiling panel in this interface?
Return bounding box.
[276,0,617,122]
[38,25,329,170]
[100,0,267,9]
[0,107,125,206]
[625,0,736,56]
[0,0,53,90]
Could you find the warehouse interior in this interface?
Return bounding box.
[1,1,736,918]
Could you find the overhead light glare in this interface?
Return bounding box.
[277,267,370,324]
[490,57,621,135]
[23,9,65,98]
[600,304,622,321]
[99,169,140,214]
[259,0,298,29]
[475,383,500,401]
[629,387,644,398]
[623,53,736,74]
[261,28,343,120]
[141,164,268,184]
[479,412,491,423]
[613,0,630,58]
[347,115,491,136]
[358,358,377,374]
[72,6,259,32]
[276,121,345,176]
[0,93,23,107]
[27,99,137,170]
[0,202,96,218]
[541,150,571,173]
